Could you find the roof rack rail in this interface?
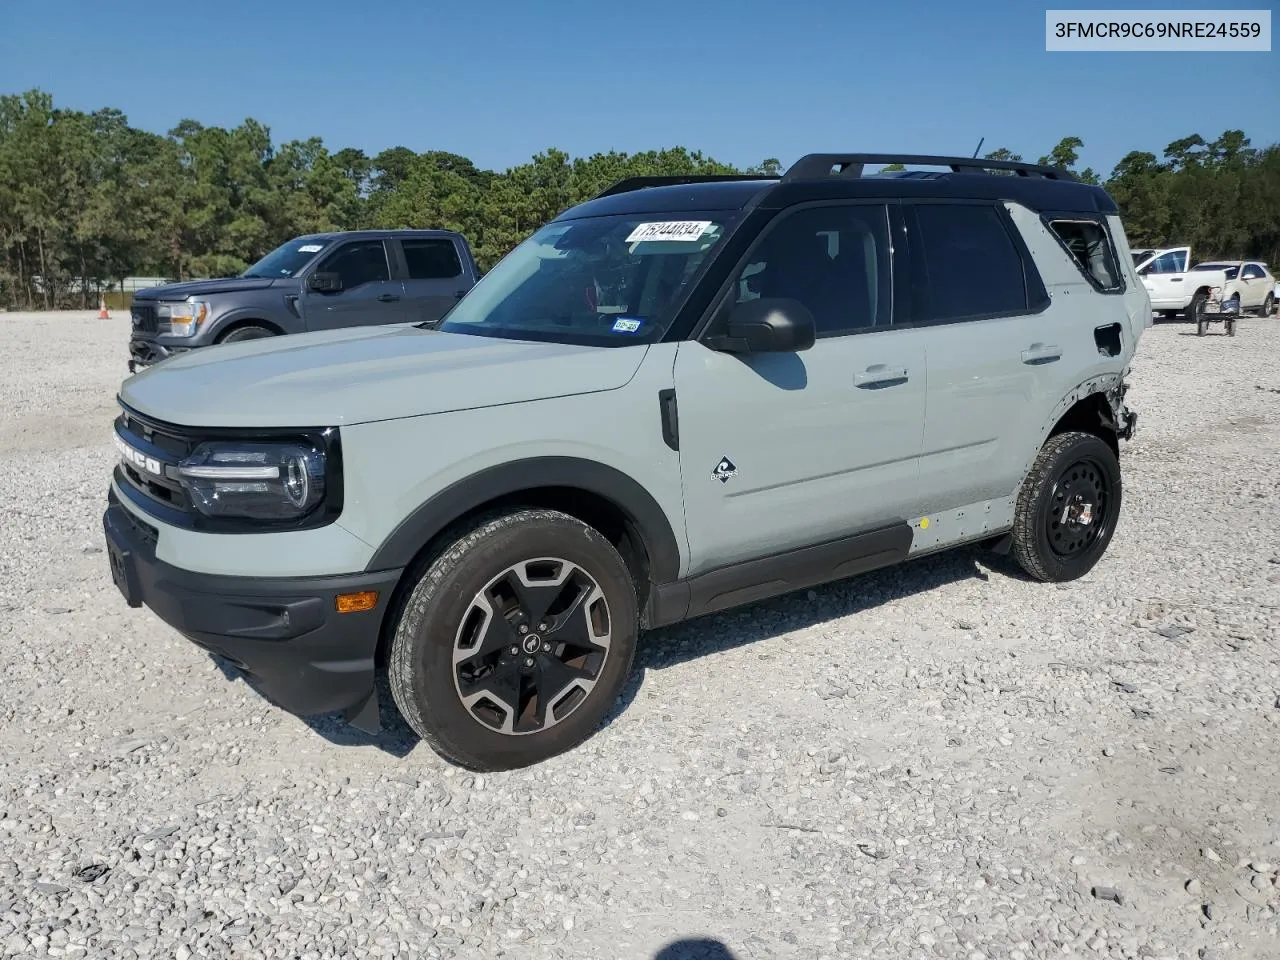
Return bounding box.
[592,173,780,200]
[781,153,1077,183]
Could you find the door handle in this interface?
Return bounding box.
[376,294,401,302]
[1169,278,1183,282]
[854,364,909,389]
[1021,342,1062,364]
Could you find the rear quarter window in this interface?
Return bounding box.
[1046,218,1124,292]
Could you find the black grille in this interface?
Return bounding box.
[130,302,158,333]
[115,408,197,514]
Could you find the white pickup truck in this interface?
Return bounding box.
[1132,246,1229,321]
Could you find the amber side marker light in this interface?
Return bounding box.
[336,591,379,614]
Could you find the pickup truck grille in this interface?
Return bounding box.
[113,407,199,516]
[130,302,158,333]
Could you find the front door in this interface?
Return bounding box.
[674,201,926,577]
[301,239,407,331]
[1137,246,1190,311]
[1239,262,1269,309]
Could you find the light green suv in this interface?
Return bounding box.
[103,153,1150,770]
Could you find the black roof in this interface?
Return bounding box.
[558,152,1119,221]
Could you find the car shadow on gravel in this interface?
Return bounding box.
[603,544,1010,726]
[206,655,420,758]
[653,939,739,959]
[214,545,1010,757]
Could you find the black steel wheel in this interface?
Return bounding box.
[388,508,638,770]
[1011,431,1122,583]
[1196,317,1208,336]
[1226,318,1237,337]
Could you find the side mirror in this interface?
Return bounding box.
[308,271,343,293]
[706,297,816,353]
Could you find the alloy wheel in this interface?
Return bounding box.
[452,557,611,735]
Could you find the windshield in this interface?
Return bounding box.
[241,237,333,279]
[435,213,737,346]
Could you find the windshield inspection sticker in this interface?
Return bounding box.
[612,317,644,333]
[297,244,324,253]
[625,220,712,243]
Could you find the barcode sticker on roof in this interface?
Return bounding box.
[625,221,713,243]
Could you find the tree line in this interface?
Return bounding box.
[1,87,1277,310]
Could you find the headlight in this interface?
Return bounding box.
[176,441,326,521]
[168,299,210,337]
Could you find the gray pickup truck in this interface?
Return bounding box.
[127,229,480,372]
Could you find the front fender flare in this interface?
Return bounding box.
[362,456,683,583]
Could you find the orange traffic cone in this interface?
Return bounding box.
[98,296,110,320]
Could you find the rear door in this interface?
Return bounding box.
[300,238,407,331]
[906,200,1068,512]
[394,237,474,324]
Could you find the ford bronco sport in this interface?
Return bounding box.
[103,153,1149,771]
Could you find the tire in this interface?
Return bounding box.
[1188,289,1208,326]
[1196,317,1207,336]
[1011,431,1122,583]
[218,325,275,344]
[1226,318,1237,337]
[388,508,638,771]
[1261,293,1274,317]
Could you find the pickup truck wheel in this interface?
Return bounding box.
[1011,431,1122,583]
[388,508,638,771]
[1189,289,1208,327]
[218,325,274,344]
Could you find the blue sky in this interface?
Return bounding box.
[3,0,1276,176]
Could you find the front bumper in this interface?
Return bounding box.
[128,337,191,373]
[102,491,402,731]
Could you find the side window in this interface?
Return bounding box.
[316,240,390,289]
[1150,251,1183,274]
[910,203,1029,321]
[1047,218,1123,291]
[403,239,463,280]
[1243,263,1265,279]
[727,204,891,337]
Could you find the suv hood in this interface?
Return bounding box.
[133,277,281,301]
[120,324,649,428]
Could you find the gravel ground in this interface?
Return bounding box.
[1,309,1278,960]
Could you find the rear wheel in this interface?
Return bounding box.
[388,508,639,771]
[1189,289,1208,334]
[218,324,274,344]
[1011,432,1122,583]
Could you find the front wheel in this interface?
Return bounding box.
[1011,432,1122,583]
[388,508,638,771]
[218,324,275,344]
[1261,293,1274,317]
